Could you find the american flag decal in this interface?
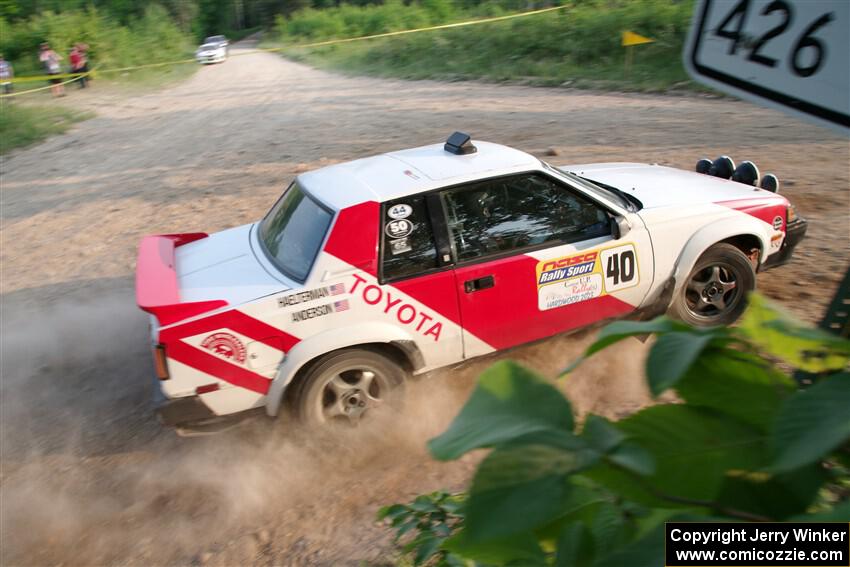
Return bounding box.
[329,283,345,296]
[334,300,350,312]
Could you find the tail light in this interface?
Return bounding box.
[153,345,169,380]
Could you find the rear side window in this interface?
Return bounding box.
[381,196,439,281]
[260,183,332,282]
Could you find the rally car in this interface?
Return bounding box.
[136,133,806,432]
[195,39,227,64]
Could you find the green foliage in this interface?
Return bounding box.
[279,0,696,92]
[1,4,192,77]
[0,101,93,154]
[377,491,466,567]
[381,294,850,565]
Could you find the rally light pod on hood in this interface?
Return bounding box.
[731,160,760,186]
[709,156,735,179]
[696,158,713,175]
[760,173,780,193]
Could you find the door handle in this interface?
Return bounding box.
[464,275,495,293]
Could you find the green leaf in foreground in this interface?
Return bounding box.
[465,443,594,541]
[562,317,688,373]
[646,331,713,396]
[428,360,573,461]
[738,294,850,372]
[676,350,794,431]
[588,405,767,506]
[771,372,850,472]
[555,523,594,567]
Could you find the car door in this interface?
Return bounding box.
[378,194,465,370]
[442,171,654,358]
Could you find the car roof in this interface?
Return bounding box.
[297,140,541,209]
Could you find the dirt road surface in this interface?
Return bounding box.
[1,38,848,565]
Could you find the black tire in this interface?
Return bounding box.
[289,348,406,426]
[669,243,756,327]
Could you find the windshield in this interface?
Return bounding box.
[205,36,224,43]
[542,162,640,212]
[259,183,333,282]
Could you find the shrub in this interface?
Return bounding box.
[381,294,850,565]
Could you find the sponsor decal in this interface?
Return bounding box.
[350,273,443,341]
[387,204,413,219]
[389,237,412,255]
[290,297,351,322]
[536,244,640,311]
[770,234,783,250]
[278,284,345,308]
[291,303,333,322]
[773,215,784,230]
[540,274,604,310]
[385,219,413,239]
[538,252,598,285]
[200,332,247,364]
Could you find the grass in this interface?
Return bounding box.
[0,101,94,154]
[288,38,694,93]
[274,0,701,93]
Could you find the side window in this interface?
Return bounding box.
[443,173,611,261]
[381,195,439,280]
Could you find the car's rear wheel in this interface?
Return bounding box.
[670,243,756,327]
[290,349,406,426]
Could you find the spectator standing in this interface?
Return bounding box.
[0,55,12,94]
[75,43,90,88]
[39,43,64,97]
[69,45,87,88]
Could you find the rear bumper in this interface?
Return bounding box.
[762,218,808,270]
[155,394,265,434]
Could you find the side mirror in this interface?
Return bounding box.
[610,215,631,239]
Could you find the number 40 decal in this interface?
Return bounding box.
[601,244,640,293]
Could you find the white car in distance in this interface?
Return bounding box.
[196,36,227,64]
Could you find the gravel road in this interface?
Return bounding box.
[1,38,847,565]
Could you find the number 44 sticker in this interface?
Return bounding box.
[601,244,639,293]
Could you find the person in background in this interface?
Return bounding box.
[0,54,12,94]
[70,42,89,88]
[39,42,64,97]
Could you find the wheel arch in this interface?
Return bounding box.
[265,324,424,417]
[671,217,769,297]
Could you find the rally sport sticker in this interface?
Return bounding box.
[536,243,639,311]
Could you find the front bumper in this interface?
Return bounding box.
[196,54,225,64]
[762,218,808,270]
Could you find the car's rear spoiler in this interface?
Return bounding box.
[136,233,228,326]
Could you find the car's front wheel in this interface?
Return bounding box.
[670,243,756,327]
[290,348,406,426]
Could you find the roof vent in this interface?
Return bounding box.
[444,131,477,155]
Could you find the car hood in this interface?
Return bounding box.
[175,223,288,306]
[560,163,785,209]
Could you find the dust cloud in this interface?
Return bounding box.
[0,292,651,565]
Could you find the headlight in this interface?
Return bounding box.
[786,205,797,224]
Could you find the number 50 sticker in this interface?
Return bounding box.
[601,244,639,293]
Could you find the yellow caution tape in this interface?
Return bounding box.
[9,71,93,83]
[1,5,568,99]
